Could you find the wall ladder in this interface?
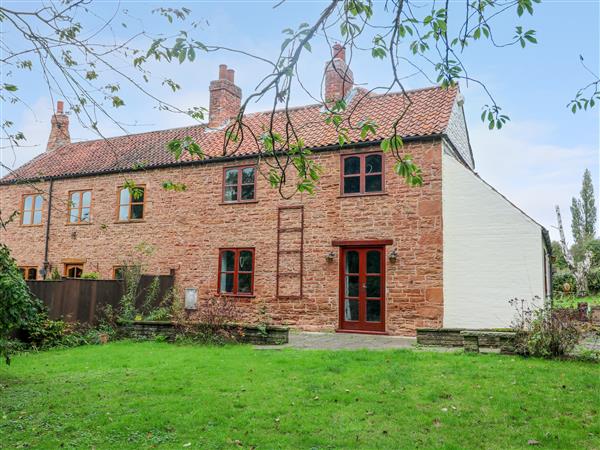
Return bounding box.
[276,205,304,300]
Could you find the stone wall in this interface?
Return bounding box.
[416,328,464,347]
[417,328,516,354]
[118,321,289,345]
[0,140,443,336]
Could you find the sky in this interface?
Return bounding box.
[1,0,599,242]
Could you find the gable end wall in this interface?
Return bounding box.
[445,98,474,168]
[442,153,545,328]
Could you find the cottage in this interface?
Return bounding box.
[0,47,551,335]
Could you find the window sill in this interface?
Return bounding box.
[217,292,255,299]
[219,200,259,205]
[114,220,146,224]
[338,192,388,199]
[20,224,44,228]
[65,222,93,226]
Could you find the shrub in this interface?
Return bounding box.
[552,270,576,296]
[145,286,180,321]
[586,267,600,294]
[118,263,142,321]
[181,297,240,344]
[50,267,61,280]
[18,315,103,350]
[0,243,41,364]
[140,276,160,317]
[510,297,580,358]
[80,272,100,279]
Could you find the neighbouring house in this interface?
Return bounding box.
[0,45,551,335]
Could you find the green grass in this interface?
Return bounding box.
[554,294,600,309]
[1,342,599,449]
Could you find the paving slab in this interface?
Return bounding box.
[256,331,416,350]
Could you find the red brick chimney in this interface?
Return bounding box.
[324,44,354,102]
[208,64,242,128]
[46,101,70,152]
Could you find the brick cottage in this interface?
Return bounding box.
[0,46,552,335]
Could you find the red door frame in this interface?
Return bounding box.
[336,244,388,334]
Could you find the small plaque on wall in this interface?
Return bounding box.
[184,288,198,310]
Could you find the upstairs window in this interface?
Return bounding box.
[118,186,145,221]
[341,153,384,196]
[64,264,83,278]
[68,190,92,224]
[218,248,254,295]
[21,194,43,225]
[223,166,256,203]
[19,266,38,280]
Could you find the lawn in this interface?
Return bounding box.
[554,294,600,309]
[1,342,598,449]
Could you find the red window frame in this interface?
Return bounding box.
[218,248,255,296]
[223,165,256,203]
[340,152,385,196]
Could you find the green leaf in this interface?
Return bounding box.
[162,181,187,192]
[178,48,187,63]
[111,96,125,108]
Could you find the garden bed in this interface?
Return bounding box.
[118,320,289,345]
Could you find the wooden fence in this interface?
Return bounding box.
[26,274,175,324]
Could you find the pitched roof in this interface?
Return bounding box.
[1,86,457,184]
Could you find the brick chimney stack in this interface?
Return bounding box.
[324,43,354,102]
[46,100,70,152]
[208,64,242,128]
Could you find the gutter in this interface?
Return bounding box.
[43,179,53,279]
[0,134,445,185]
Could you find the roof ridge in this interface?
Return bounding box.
[58,122,207,149]
[2,85,457,183]
[55,85,451,149]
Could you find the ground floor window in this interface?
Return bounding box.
[113,266,125,280]
[19,266,38,280]
[218,248,254,295]
[64,264,83,278]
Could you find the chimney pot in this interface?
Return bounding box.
[332,43,345,61]
[218,64,228,80]
[208,65,242,128]
[324,45,354,102]
[226,69,235,83]
[46,100,70,152]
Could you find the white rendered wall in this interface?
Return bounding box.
[442,153,545,328]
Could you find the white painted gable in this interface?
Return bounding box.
[442,153,546,328]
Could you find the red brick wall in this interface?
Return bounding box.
[0,140,443,335]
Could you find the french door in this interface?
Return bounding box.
[339,247,386,332]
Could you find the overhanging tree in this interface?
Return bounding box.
[0,1,596,219]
